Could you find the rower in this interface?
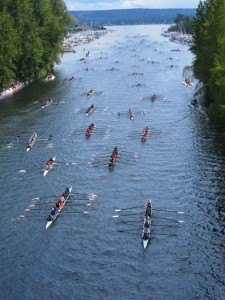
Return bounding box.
[144,221,149,228]
[51,207,56,216]
[47,214,53,221]
[145,207,151,217]
[114,146,118,154]
[58,198,64,206]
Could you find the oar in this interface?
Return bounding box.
[31,195,60,201]
[113,212,142,218]
[116,228,140,232]
[67,203,92,207]
[115,219,141,223]
[153,208,184,214]
[155,216,184,223]
[114,205,145,212]
[56,161,77,165]
[119,161,137,166]
[72,193,98,200]
[152,233,178,236]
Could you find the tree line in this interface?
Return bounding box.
[191,0,225,128]
[70,9,196,26]
[0,0,73,91]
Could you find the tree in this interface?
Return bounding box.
[0,0,72,89]
[0,9,20,89]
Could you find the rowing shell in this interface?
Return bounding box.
[46,187,72,229]
[27,132,37,152]
[86,104,95,116]
[142,200,152,249]
[43,156,56,176]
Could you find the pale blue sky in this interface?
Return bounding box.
[64,0,202,11]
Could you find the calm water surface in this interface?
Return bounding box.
[0,25,224,300]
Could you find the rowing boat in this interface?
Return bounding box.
[27,132,37,151]
[44,73,55,82]
[142,200,152,249]
[42,98,53,108]
[109,146,118,168]
[128,108,135,120]
[46,187,72,229]
[87,89,94,97]
[43,156,56,176]
[86,104,95,116]
[141,126,149,143]
[85,123,95,137]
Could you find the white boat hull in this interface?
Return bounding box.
[43,156,56,176]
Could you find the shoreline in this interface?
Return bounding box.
[0,28,109,101]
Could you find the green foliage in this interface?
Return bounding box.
[209,103,225,129]
[0,0,72,90]
[191,0,225,127]
[168,13,194,34]
[0,9,20,89]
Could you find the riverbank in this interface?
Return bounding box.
[0,28,110,101]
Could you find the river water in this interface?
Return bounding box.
[0,25,224,300]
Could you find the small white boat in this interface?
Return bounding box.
[182,81,193,87]
[87,89,94,97]
[44,74,55,82]
[46,187,72,229]
[43,156,56,176]
[26,132,37,151]
[41,98,53,108]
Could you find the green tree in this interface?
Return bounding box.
[0,9,20,89]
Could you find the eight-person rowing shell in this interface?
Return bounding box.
[85,123,95,137]
[46,187,72,229]
[109,146,118,168]
[142,200,152,249]
[141,126,149,143]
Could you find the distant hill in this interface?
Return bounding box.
[69,9,196,26]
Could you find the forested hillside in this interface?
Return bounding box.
[69,9,196,26]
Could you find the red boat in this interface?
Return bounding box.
[141,127,149,143]
[85,123,95,137]
[109,146,118,168]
